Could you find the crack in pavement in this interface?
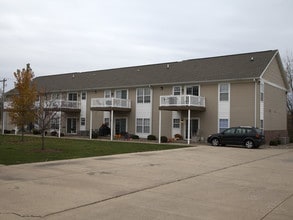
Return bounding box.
[1,149,292,219]
[38,150,293,219]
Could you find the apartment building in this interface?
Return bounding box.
[3,50,289,143]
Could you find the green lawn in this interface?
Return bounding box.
[0,135,189,165]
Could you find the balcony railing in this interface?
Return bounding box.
[4,100,81,110]
[91,98,131,109]
[41,100,81,110]
[160,95,205,108]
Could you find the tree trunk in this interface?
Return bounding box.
[41,130,45,150]
[21,125,24,142]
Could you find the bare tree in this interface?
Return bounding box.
[285,53,293,112]
[35,90,59,150]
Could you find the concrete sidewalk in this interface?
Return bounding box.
[0,146,292,219]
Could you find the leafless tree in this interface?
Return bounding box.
[35,90,59,150]
[285,53,293,112]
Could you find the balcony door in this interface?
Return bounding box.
[115,118,127,135]
[185,118,199,139]
[186,85,199,96]
[67,118,77,134]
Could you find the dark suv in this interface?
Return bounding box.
[207,126,265,148]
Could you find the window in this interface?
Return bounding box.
[81,92,86,100]
[260,82,264,102]
[186,85,199,96]
[137,88,151,103]
[219,83,229,101]
[223,127,235,134]
[260,120,264,130]
[219,119,229,132]
[173,86,181,96]
[173,119,180,128]
[80,117,85,126]
[52,93,60,100]
[104,118,110,127]
[104,90,112,98]
[50,117,60,130]
[136,118,150,133]
[116,89,127,99]
[68,93,77,101]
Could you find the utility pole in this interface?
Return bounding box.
[0,78,6,135]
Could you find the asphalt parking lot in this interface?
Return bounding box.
[0,145,292,220]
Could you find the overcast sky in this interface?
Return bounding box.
[1,0,293,90]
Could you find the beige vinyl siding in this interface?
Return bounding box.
[230,82,255,127]
[264,84,287,130]
[262,57,286,88]
[152,86,172,137]
[199,84,218,137]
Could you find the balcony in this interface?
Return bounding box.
[91,98,131,111]
[159,95,206,111]
[41,100,81,112]
[4,100,81,112]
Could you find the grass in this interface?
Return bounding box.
[0,134,189,165]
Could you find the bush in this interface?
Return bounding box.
[130,134,139,139]
[4,130,11,134]
[174,134,183,140]
[269,139,281,146]
[147,135,157,140]
[160,136,168,143]
[33,129,41,135]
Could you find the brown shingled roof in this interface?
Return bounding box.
[29,50,279,92]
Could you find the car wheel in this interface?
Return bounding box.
[245,140,254,149]
[211,138,220,146]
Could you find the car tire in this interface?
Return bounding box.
[245,140,254,149]
[211,138,220,146]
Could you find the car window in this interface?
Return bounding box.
[236,128,246,134]
[223,128,235,134]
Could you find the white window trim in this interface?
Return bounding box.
[185,85,200,96]
[218,83,230,102]
[173,86,182,96]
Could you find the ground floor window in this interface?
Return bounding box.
[80,117,86,126]
[219,118,229,133]
[67,118,77,133]
[136,118,150,134]
[50,117,60,130]
[173,118,180,128]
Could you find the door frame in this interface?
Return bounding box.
[114,117,128,135]
[184,117,200,140]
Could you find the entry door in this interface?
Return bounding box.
[115,118,127,135]
[185,119,199,139]
[67,118,77,133]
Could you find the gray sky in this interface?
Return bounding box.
[1,0,293,90]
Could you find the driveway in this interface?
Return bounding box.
[0,145,292,220]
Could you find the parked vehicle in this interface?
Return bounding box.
[207,126,265,148]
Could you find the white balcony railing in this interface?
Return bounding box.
[4,100,81,110]
[160,95,205,107]
[91,98,131,109]
[42,100,81,109]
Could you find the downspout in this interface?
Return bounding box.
[254,79,257,127]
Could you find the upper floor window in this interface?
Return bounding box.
[51,93,61,100]
[116,89,128,99]
[137,88,151,103]
[186,85,199,96]
[173,86,181,96]
[81,92,86,100]
[68,93,77,101]
[219,83,229,101]
[104,90,112,98]
[260,82,264,102]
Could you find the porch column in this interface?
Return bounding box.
[159,110,162,144]
[187,109,191,145]
[58,111,61,138]
[110,110,114,141]
[89,110,93,139]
